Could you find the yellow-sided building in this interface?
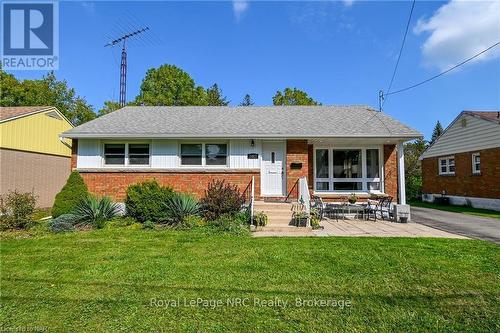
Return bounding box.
[0,106,74,207]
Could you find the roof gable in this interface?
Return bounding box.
[420,111,500,159]
[0,106,53,122]
[62,105,421,139]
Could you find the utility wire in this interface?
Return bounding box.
[383,0,416,105]
[386,40,500,96]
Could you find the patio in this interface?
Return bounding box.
[253,218,467,238]
[313,218,467,238]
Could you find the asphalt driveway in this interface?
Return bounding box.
[411,206,500,243]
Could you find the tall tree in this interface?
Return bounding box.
[135,64,206,106]
[0,70,96,125]
[404,138,427,200]
[239,94,254,106]
[98,100,121,116]
[205,83,229,106]
[272,88,319,106]
[430,121,444,145]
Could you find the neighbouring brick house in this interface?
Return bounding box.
[420,111,500,211]
[61,106,420,205]
[0,106,73,207]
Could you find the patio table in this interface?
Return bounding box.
[343,203,367,220]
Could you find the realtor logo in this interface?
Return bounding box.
[1,1,59,70]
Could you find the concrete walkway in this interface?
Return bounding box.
[412,207,500,243]
[253,218,466,239]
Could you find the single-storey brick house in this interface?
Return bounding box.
[420,111,500,211]
[61,106,421,205]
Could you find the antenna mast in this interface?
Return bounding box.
[105,27,149,107]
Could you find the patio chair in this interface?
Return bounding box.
[379,196,394,221]
[364,199,381,221]
[310,196,324,221]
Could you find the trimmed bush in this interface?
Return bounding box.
[48,214,79,233]
[200,180,244,221]
[52,171,89,218]
[206,213,250,236]
[125,180,174,223]
[74,195,120,229]
[164,193,200,225]
[181,215,206,229]
[0,191,37,230]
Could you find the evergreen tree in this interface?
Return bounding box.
[239,94,254,106]
[206,83,229,106]
[430,121,444,145]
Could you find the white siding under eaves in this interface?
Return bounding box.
[75,138,262,169]
[77,139,101,168]
[151,140,178,168]
[421,114,500,159]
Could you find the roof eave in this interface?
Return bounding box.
[61,133,422,140]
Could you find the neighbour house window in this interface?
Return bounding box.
[104,143,150,166]
[438,156,455,175]
[104,144,125,165]
[472,153,480,174]
[314,148,381,192]
[181,143,228,166]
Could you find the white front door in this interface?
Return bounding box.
[261,142,285,196]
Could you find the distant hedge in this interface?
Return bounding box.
[52,171,89,218]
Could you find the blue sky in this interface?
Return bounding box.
[8,0,500,139]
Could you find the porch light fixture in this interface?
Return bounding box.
[250,139,255,147]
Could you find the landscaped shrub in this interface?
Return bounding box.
[0,190,37,230]
[142,220,155,230]
[234,210,251,225]
[164,193,201,225]
[125,180,174,222]
[200,180,244,221]
[206,213,250,236]
[181,215,206,229]
[73,195,120,229]
[253,212,268,227]
[52,171,89,218]
[48,214,79,233]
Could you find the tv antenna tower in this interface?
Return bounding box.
[105,27,149,107]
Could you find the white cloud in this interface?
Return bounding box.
[414,0,500,70]
[342,0,355,7]
[233,1,249,21]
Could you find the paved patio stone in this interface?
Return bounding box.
[253,218,468,238]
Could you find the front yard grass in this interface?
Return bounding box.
[1,228,499,332]
[409,200,500,219]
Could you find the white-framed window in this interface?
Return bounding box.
[472,153,480,174]
[314,147,382,193]
[180,143,228,167]
[438,156,455,175]
[103,143,150,166]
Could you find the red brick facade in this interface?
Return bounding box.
[285,140,309,199]
[80,171,260,201]
[422,147,500,199]
[383,144,398,200]
[71,139,78,170]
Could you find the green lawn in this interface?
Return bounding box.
[409,200,500,219]
[1,229,499,332]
